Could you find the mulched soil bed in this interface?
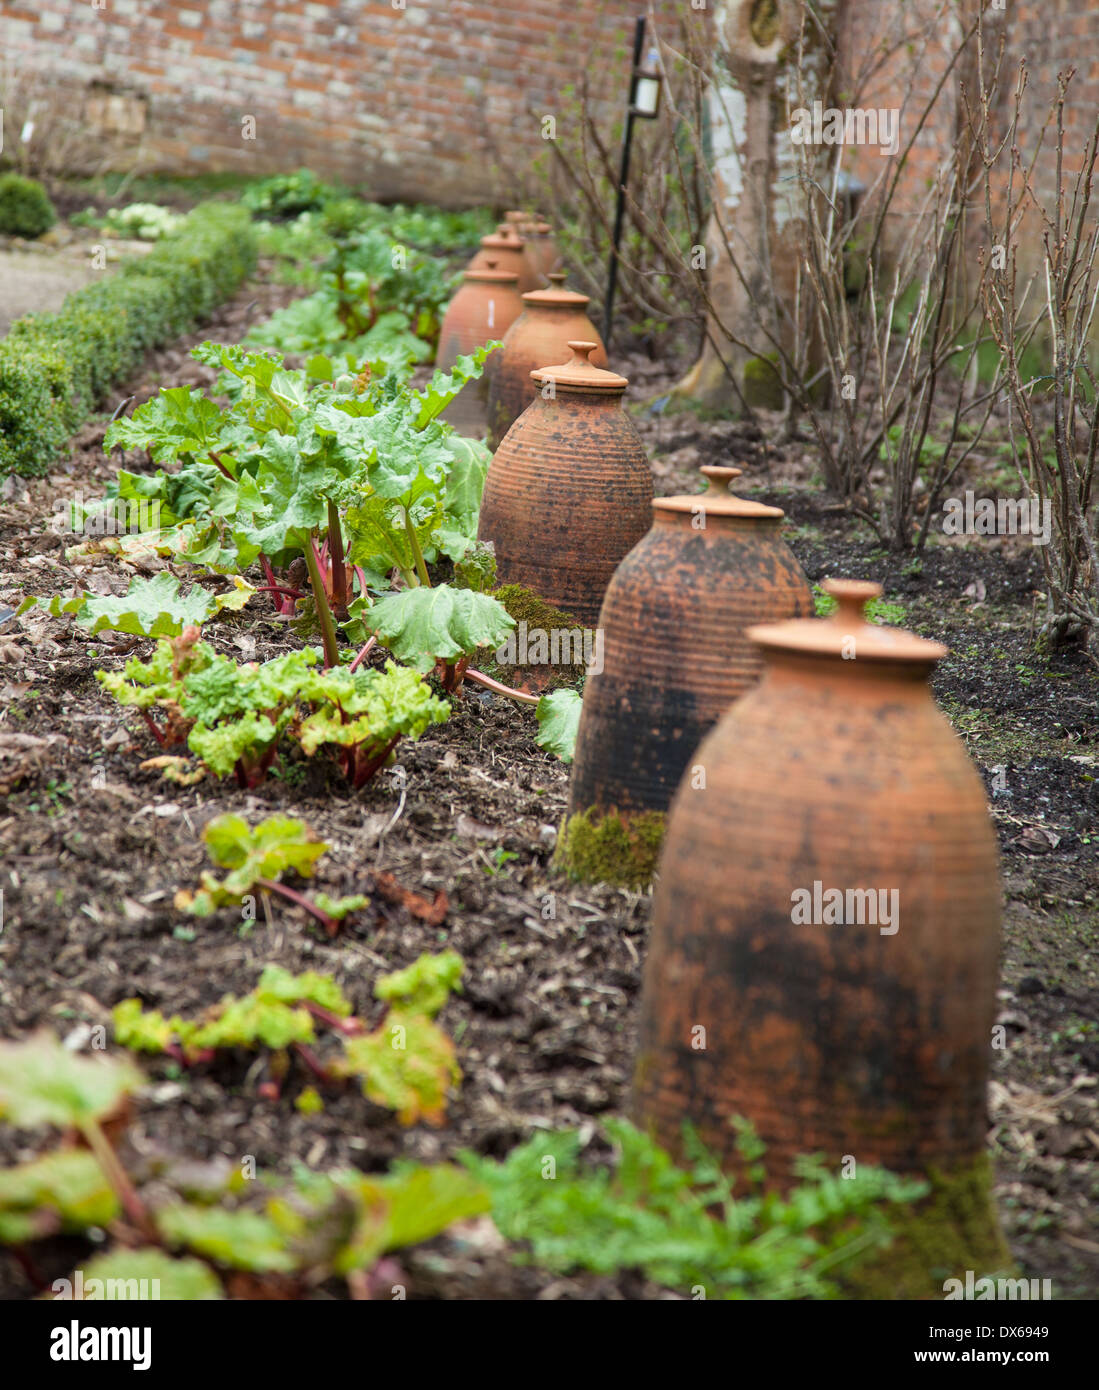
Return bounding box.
[0,277,1096,1299]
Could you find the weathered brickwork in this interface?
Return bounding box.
[0,0,1094,211]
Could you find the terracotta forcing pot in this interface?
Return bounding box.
[467,222,541,293]
[477,341,653,626]
[436,262,524,438]
[632,579,1008,1295]
[486,273,607,450]
[560,466,811,886]
[525,221,561,279]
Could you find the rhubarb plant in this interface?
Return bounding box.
[114,950,464,1125]
[0,1031,487,1298]
[174,813,366,936]
[98,634,448,788]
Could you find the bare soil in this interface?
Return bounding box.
[0,277,1096,1300]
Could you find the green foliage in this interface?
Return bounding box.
[242,169,333,219]
[535,688,583,763]
[65,1249,224,1300]
[99,635,448,787]
[374,950,464,1018]
[335,1012,460,1127]
[812,584,906,626]
[0,1031,142,1130]
[249,227,455,362]
[0,1151,119,1243]
[463,1119,928,1300]
[23,571,254,638]
[364,584,514,675]
[0,202,257,479]
[0,173,56,238]
[172,813,366,924]
[295,659,450,786]
[114,965,354,1060]
[103,202,185,240]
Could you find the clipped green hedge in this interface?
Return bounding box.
[0,202,257,479]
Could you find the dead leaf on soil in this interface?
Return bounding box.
[369,870,448,925]
[456,813,504,843]
[1013,825,1061,853]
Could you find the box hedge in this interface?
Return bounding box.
[0,202,257,479]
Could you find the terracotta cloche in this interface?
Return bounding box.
[467,222,541,293]
[477,341,653,626]
[631,579,1009,1296]
[559,466,812,886]
[485,273,608,450]
[436,261,524,437]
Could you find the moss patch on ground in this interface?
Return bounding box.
[554,806,665,889]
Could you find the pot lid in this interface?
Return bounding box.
[480,223,525,250]
[464,257,520,285]
[521,272,591,309]
[531,341,629,393]
[653,465,785,519]
[747,578,948,665]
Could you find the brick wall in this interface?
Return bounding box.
[1,0,1094,216]
[0,0,679,205]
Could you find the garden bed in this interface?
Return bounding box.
[0,235,1096,1300]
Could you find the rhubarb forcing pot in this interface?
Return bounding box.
[485,273,607,450]
[467,223,541,294]
[477,341,653,627]
[436,262,524,437]
[631,580,1008,1296]
[558,467,811,887]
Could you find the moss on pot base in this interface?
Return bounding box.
[838,1154,1014,1301]
[554,807,665,889]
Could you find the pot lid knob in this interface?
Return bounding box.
[700,466,743,493]
[822,578,882,627]
[547,271,567,286]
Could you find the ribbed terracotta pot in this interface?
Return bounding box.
[559,466,811,886]
[486,274,607,450]
[478,341,653,626]
[632,580,1008,1295]
[437,263,524,438]
[467,223,541,294]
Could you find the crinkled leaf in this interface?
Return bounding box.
[296,660,450,758]
[37,572,254,639]
[365,584,514,672]
[113,998,197,1055]
[536,689,583,764]
[335,1012,460,1127]
[0,1032,142,1130]
[103,386,230,465]
[374,950,464,1019]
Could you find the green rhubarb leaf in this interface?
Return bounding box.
[0,1031,143,1130]
[312,893,369,922]
[365,584,514,673]
[64,1249,224,1300]
[335,1012,460,1127]
[252,965,354,1018]
[36,572,254,639]
[103,386,230,465]
[452,541,497,593]
[536,689,583,764]
[178,813,329,912]
[113,999,197,1055]
[333,1164,489,1274]
[296,660,450,758]
[187,994,316,1052]
[156,1203,299,1273]
[409,345,494,427]
[0,1150,119,1243]
[374,950,464,1019]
